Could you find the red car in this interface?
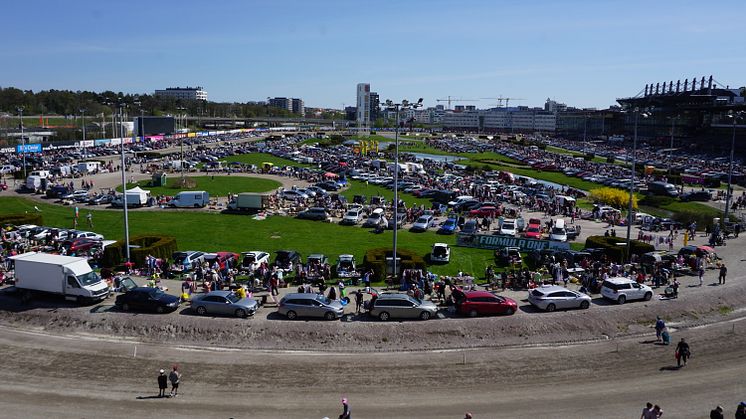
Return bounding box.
[457,291,518,317]
[62,237,102,253]
[523,225,543,239]
[469,205,500,218]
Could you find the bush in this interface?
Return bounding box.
[584,235,654,263]
[362,247,426,282]
[0,213,43,227]
[589,187,637,210]
[101,234,178,268]
[639,195,674,208]
[671,210,722,230]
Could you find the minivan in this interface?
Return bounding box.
[549,219,567,242]
[278,293,344,320]
[600,277,653,304]
[171,191,209,208]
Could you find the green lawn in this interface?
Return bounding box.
[116,176,281,197]
[0,196,493,277]
[222,152,310,167]
[546,146,613,165]
[341,180,431,208]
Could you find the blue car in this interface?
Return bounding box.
[438,218,458,234]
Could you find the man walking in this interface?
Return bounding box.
[718,263,727,285]
[640,402,654,419]
[86,212,93,228]
[655,317,666,342]
[676,338,691,367]
[157,369,168,397]
[340,397,351,419]
[709,405,724,419]
[169,365,182,397]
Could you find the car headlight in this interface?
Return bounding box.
[168,301,178,307]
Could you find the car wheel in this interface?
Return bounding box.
[286,310,297,320]
[324,311,336,321]
[580,301,590,310]
[617,295,627,305]
[121,303,130,312]
[468,309,478,317]
[156,306,165,314]
[546,303,556,312]
[420,311,432,321]
[196,306,207,315]
[644,292,652,301]
[378,311,390,321]
[235,309,247,318]
[504,307,515,315]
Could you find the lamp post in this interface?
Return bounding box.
[17,107,26,178]
[80,108,87,157]
[724,111,742,224]
[384,98,423,282]
[667,115,680,175]
[176,106,187,181]
[118,103,131,262]
[582,112,588,154]
[626,108,649,262]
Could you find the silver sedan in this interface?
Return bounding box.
[191,290,258,318]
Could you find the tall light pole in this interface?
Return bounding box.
[176,106,186,181]
[17,107,26,178]
[724,111,742,224]
[118,104,131,262]
[80,108,87,157]
[582,112,588,154]
[626,108,649,262]
[384,98,423,283]
[667,115,680,175]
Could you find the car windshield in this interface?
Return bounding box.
[503,223,514,229]
[227,293,240,303]
[148,288,165,299]
[77,271,101,286]
[346,211,357,216]
[315,295,332,305]
[528,227,540,232]
[416,217,428,223]
[551,227,565,234]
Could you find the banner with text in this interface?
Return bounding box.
[456,233,569,252]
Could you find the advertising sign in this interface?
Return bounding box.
[16,143,42,153]
[456,233,569,252]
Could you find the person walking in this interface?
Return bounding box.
[86,212,93,228]
[655,317,666,342]
[736,402,746,419]
[340,397,351,419]
[157,369,168,398]
[354,289,363,314]
[168,365,182,397]
[709,405,724,419]
[676,338,691,367]
[651,405,663,418]
[641,402,654,419]
[718,263,727,285]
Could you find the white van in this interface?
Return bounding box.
[26,175,43,191]
[171,191,210,208]
[75,161,100,174]
[29,170,51,179]
[549,219,567,242]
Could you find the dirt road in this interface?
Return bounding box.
[0,315,745,419]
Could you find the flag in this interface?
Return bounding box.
[39,116,43,125]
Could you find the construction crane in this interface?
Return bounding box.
[436,96,479,110]
[480,96,525,108]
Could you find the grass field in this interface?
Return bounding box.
[116,176,281,197]
[0,196,495,277]
[222,152,310,168]
[546,146,614,165]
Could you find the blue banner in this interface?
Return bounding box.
[16,143,42,153]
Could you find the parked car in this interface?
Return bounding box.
[499,219,517,236]
[600,277,653,304]
[456,291,518,317]
[274,250,301,271]
[88,194,114,205]
[411,214,435,232]
[278,293,344,320]
[297,207,329,221]
[203,252,239,270]
[341,208,363,225]
[336,254,359,278]
[469,205,500,218]
[387,212,406,229]
[362,208,385,228]
[680,190,711,202]
[438,217,458,234]
[190,290,258,318]
[240,251,270,271]
[280,189,308,200]
[461,219,479,234]
[496,246,522,266]
[61,237,102,254]
[430,243,450,263]
[369,293,438,321]
[523,225,542,239]
[172,251,206,270]
[115,287,180,313]
[68,230,104,240]
[528,285,591,312]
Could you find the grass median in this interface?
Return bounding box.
[116,176,281,197]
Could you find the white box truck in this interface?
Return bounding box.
[171,190,209,208]
[227,193,269,213]
[112,186,150,208]
[10,252,110,304]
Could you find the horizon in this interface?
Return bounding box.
[2,0,746,110]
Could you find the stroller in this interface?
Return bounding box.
[664,285,678,298]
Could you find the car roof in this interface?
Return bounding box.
[533,285,572,293]
[464,290,500,298]
[377,293,412,300]
[205,290,233,298]
[283,293,322,299]
[604,277,635,284]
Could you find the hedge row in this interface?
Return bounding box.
[101,234,178,268]
[0,213,43,227]
[584,235,654,263]
[362,247,426,282]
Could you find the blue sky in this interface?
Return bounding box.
[2,0,745,109]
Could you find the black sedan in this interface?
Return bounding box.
[115,287,180,313]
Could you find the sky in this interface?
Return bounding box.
[2,0,746,110]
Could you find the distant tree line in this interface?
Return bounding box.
[0,87,301,118]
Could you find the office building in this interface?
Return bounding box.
[369,91,380,122]
[154,86,207,101]
[356,83,371,130]
[292,98,305,117]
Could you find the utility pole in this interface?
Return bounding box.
[17,107,26,178]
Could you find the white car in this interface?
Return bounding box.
[411,214,435,232]
[341,208,363,225]
[528,285,592,312]
[499,219,517,237]
[240,251,270,271]
[447,195,474,207]
[0,165,18,174]
[430,243,450,263]
[69,230,104,240]
[600,277,653,304]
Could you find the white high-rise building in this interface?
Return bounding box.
[154,86,207,101]
[356,83,371,131]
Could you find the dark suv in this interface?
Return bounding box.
[296,207,329,221]
[680,190,711,202]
